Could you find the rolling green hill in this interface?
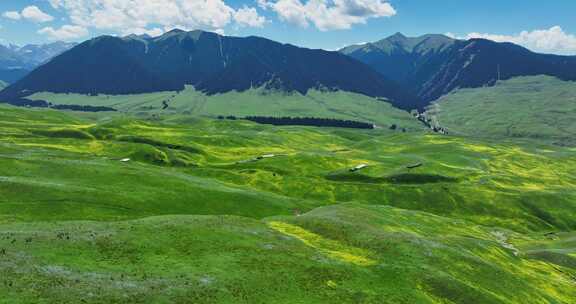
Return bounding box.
[1,203,574,303]
[425,76,576,145]
[0,105,574,302]
[27,87,422,130]
[1,104,575,229]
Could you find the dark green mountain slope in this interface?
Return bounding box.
[7,36,179,95]
[341,33,456,85]
[341,33,576,103]
[1,30,422,110]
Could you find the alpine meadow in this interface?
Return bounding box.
[0,1,575,303]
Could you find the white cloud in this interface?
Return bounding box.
[38,25,88,40]
[263,0,309,28]
[259,0,396,31]
[3,11,21,20]
[21,6,54,23]
[234,6,267,28]
[47,0,266,36]
[460,26,576,55]
[3,6,54,23]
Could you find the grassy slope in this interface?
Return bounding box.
[0,204,574,303]
[426,76,576,145]
[1,105,576,230]
[0,105,575,302]
[27,87,422,130]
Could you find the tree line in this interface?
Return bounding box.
[6,98,116,112]
[219,115,374,129]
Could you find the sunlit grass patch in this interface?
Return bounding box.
[16,143,91,154]
[423,134,456,145]
[460,142,499,154]
[268,221,376,266]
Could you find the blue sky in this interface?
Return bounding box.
[1,0,576,54]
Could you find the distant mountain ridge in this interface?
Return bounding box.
[0,41,76,84]
[0,30,423,110]
[341,33,576,103]
[14,41,78,68]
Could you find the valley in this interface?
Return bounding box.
[0,27,575,303]
[26,87,421,129]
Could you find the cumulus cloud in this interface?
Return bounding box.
[3,6,54,23]
[47,0,266,36]
[38,24,89,40]
[234,6,267,28]
[259,0,396,31]
[3,11,21,20]
[455,26,576,55]
[22,6,55,23]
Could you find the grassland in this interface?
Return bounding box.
[0,104,574,303]
[426,76,576,145]
[27,87,422,130]
[1,204,575,303]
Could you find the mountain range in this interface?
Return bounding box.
[340,33,576,102]
[1,30,576,112]
[0,30,421,110]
